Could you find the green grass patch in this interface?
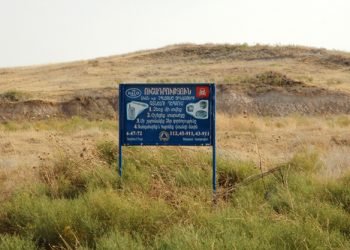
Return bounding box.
[336,116,350,127]
[0,90,31,102]
[0,144,349,249]
[0,235,36,250]
[0,117,117,132]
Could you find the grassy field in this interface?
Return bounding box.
[0,44,350,249]
[0,114,350,249]
[1,114,350,172]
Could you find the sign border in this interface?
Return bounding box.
[119,83,215,146]
[118,83,216,193]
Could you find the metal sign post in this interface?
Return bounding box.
[212,85,216,194]
[118,83,216,193]
[118,87,123,177]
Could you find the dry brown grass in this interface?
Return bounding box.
[0,44,350,100]
[1,114,349,179]
[1,44,350,249]
[1,44,350,191]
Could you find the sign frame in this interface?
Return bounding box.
[118,83,216,193]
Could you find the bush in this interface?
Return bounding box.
[0,235,36,250]
[0,90,30,102]
[38,153,118,198]
[97,141,118,166]
[323,172,350,213]
[218,159,258,188]
[0,193,100,249]
[96,229,145,250]
[306,203,350,237]
[1,148,350,249]
[38,156,90,198]
[155,214,350,250]
[87,190,175,242]
[336,116,350,127]
[289,149,321,173]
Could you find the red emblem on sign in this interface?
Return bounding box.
[196,86,210,99]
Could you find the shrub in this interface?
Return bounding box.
[87,190,175,242]
[289,148,321,173]
[38,153,118,198]
[1,147,350,249]
[96,229,145,249]
[38,156,90,198]
[323,172,350,213]
[0,235,36,250]
[306,203,350,237]
[0,90,30,102]
[155,213,350,250]
[218,159,258,188]
[97,141,118,166]
[248,71,302,86]
[336,116,350,127]
[0,193,100,249]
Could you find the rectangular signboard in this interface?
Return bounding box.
[119,83,215,146]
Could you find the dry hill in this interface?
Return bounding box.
[1,44,350,120]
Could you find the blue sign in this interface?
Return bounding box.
[119,84,215,146]
[118,83,217,195]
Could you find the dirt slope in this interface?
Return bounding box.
[1,44,350,120]
[1,83,350,121]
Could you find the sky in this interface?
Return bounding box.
[0,0,349,68]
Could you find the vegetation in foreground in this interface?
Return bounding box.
[0,140,349,250]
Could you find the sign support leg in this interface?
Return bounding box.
[212,84,217,202]
[119,145,122,176]
[213,144,216,199]
[118,84,123,177]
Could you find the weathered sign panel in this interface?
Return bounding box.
[118,83,216,193]
[119,84,215,146]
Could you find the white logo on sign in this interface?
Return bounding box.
[199,88,207,96]
[126,88,142,98]
[159,131,170,142]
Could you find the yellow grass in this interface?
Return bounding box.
[1,44,350,100]
[1,114,349,177]
[1,44,350,249]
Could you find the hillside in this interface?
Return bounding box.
[1,44,350,249]
[1,44,350,120]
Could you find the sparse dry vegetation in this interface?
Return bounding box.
[0,44,350,249]
[0,114,349,249]
[1,43,350,98]
[0,90,31,102]
[0,134,349,249]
